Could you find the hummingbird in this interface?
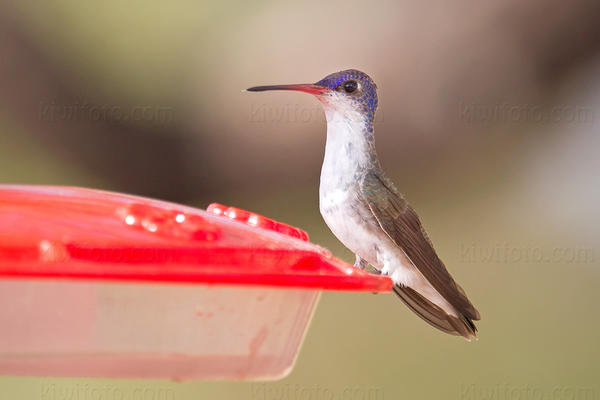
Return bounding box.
[247,69,480,339]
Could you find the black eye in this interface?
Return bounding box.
[343,80,358,93]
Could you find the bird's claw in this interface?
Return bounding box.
[355,255,383,276]
[354,255,369,270]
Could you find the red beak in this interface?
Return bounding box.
[246,83,327,95]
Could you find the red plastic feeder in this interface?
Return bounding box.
[0,185,392,380]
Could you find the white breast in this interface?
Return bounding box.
[318,104,380,262]
[320,187,378,261]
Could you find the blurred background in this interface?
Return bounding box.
[1,0,599,399]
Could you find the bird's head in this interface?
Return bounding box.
[247,69,378,130]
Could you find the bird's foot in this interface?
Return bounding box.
[355,255,383,276]
[380,265,390,276]
[354,255,369,270]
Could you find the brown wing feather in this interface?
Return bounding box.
[360,171,480,321]
[393,284,477,339]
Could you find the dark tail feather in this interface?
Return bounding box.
[393,284,477,340]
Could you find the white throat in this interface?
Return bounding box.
[319,100,375,195]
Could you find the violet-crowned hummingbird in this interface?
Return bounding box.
[247,69,480,339]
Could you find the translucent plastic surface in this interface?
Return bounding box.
[0,279,319,380]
